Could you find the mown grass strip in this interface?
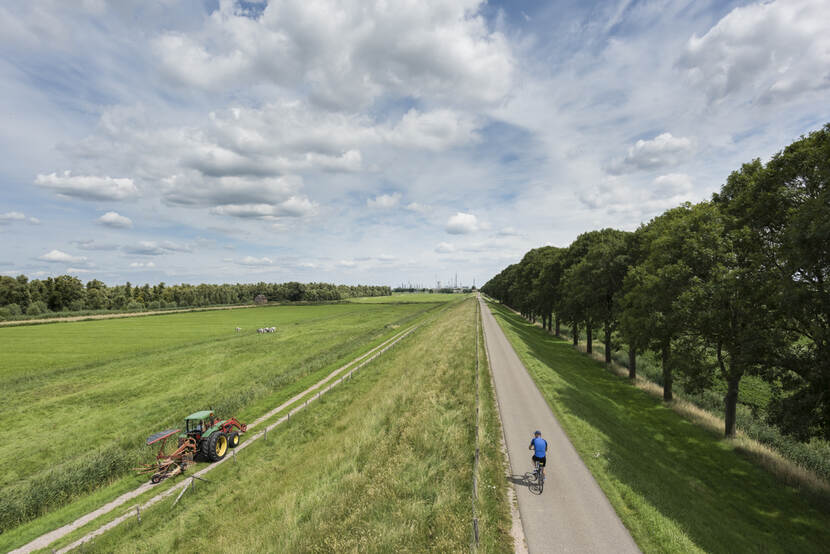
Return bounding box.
[46,298,513,553]
[486,300,830,554]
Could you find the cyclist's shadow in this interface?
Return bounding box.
[508,472,544,495]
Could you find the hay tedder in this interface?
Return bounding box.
[137,429,196,484]
[137,410,247,483]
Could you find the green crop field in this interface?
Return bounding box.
[42,297,512,552]
[485,301,830,553]
[0,300,449,545]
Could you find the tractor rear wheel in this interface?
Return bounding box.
[228,431,240,448]
[207,432,229,462]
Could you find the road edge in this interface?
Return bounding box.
[478,296,529,554]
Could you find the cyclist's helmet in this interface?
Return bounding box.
[534,430,541,436]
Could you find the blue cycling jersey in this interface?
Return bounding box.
[531,437,547,458]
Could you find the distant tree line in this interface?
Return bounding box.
[482,124,830,442]
[0,277,391,317]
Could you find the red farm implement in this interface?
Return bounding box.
[135,428,197,484]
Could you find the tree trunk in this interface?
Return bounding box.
[604,323,612,365]
[586,322,593,354]
[572,322,579,346]
[547,312,553,332]
[628,347,636,379]
[662,343,672,401]
[555,316,560,337]
[724,374,741,438]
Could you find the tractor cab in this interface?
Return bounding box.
[184,410,216,440]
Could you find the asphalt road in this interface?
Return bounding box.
[479,297,640,554]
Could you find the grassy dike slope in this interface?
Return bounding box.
[65,298,512,553]
[486,301,830,554]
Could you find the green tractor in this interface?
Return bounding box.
[180,410,247,462]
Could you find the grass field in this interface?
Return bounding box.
[45,297,512,552]
[349,293,466,303]
[486,301,830,554]
[0,300,447,538]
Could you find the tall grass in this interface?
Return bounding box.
[489,302,830,554]
[50,298,513,552]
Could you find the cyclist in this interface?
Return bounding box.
[529,430,548,481]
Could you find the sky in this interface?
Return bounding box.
[1,0,828,288]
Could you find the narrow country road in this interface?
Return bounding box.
[479,297,640,554]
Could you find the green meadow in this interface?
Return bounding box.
[0,300,444,540]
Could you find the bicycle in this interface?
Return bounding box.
[529,459,545,494]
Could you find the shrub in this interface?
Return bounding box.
[5,303,22,315]
[26,300,48,316]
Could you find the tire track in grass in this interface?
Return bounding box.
[13,324,420,554]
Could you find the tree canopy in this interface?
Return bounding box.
[483,123,830,441]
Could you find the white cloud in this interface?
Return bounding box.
[652,173,694,198]
[0,212,26,223]
[367,193,401,209]
[607,133,693,174]
[72,239,119,251]
[97,211,133,228]
[435,242,455,253]
[124,240,191,256]
[496,227,520,237]
[34,171,138,201]
[129,261,156,268]
[238,256,273,266]
[405,202,430,213]
[153,0,513,109]
[677,0,830,105]
[211,197,316,219]
[38,249,88,264]
[445,212,480,235]
[162,174,303,208]
[337,259,357,267]
[579,173,695,220]
[385,109,479,151]
[0,212,39,225]
[66,267,94,274]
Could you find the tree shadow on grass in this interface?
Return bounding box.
[487,303,830,554]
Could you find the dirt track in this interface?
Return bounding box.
[0,304,255,326]
[479,297,640,553]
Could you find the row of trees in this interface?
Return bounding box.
[0,275,390,315]
[483,124,829,441]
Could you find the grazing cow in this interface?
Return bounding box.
[257,328,264,334]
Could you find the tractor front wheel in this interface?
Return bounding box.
[228,431,240,448]
[207,432,229,462]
